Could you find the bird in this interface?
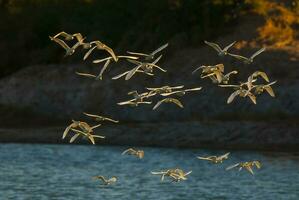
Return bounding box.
[92,55,139,80]
[121,148,144,159]
[219,84,257,104]
[192,64,224,76]
[201,70,238,84]
[153,98,184,110]
[125,55,166,80]
[226,161,261,175]
[49,36,84,57]
[83,40,117,62]
[146,85,185,95]
[117,100,152,107]
[63,120,104,144]
[204,41,236,56]
[52,31,75,40]
[151,169,192,182]
[247,71,270,86]
[117,90,154,107]
[127,43,168,61]
[228,47,266,64]
[197,152,230,164]
[93,176,117,185]
[83,112,119,123]
[252,81,277,97]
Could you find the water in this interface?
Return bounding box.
[0,144,298,200]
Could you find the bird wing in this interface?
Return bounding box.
[112,71,130,80]
[160,91,184,96]
[88,135,95,145]
[125,65,142,80]
[250,47,266,59]
[225,70,238,78]
[104,117,119,123]
[152,99,166,110]
[170,98,184,108]
[93,176,106,182]
[218,84,240,88]
[72,33,84,42]
[126,51,149,57]
[192,66,205,74]
[69,133,80,143]
[184,87,202,92]
[264,86,275,97]
[170,85,185,89]
[117,100,135,105]
[184,171,192,176]
[93,57,112,64]
[151,55,163,65]
[197,156,212,161]
[223,41,236,51]
[204,41,222,53]
[215,64,224,73]
[245,166,254,175]
[91,124,101,130]
[219,152,230,159]
[247,92,257,104]
[150,43,169,56]
[153,65,167,72]
[91,134,105,139]
[83,112,100,118]
[52,31,73,40]
[214,71,223,83]
[253,161,261,169]
[49,36,70,51]
[227,90,241,104]
[62,125,71,139]
[122,148,134,155]
[228,53,249,62]
[97,59,111,80]
[76,72,96,78]
[83,46,97,60]
[226,163,240,171]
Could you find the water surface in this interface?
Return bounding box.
[0,144,298,200]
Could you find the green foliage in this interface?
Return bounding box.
[0,0,241,77]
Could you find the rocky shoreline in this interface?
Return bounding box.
[0,120,298,152]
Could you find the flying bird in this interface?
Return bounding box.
[204,41,236,56]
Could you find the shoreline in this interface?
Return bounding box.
[0,120,298,152]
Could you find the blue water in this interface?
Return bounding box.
[0,144,298,200]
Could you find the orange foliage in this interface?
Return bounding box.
[246,0,299,47]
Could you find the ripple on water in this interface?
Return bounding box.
[0,144,298,200]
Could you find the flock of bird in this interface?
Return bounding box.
[49,31,276,186]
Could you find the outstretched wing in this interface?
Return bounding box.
[264,86,275,97]
[96,59,111,80]
[112,71,130,80]
[125,65,142,80]
[49,36,70,51]
[252,71,269,82]
[63,125,71,139]
[227,90,241,104]
[76,72,96,78]
[151,43,169,56]
[192,66,205,74]
[122,148,134,155]
[184,87,202,92]
[197,156,212,161]
[226,163,240,171]
[219,152,230,159]
[223,41,236,51]
[152,99,166,110]
[245,166,254,175]
[83,46,97,60]
[170,98,184,108]
[83,112,100,118]
[247,92,257,104]
[126,51,149,57]
[69,133,80,143]
[253,161,261,169]
[151,55,163,65]
[250,47,266,59]
[228,53,249,62]
[204,41,222,53]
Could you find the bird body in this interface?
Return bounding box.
[122,148,144,159]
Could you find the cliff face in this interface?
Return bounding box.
[0,43,298,124]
